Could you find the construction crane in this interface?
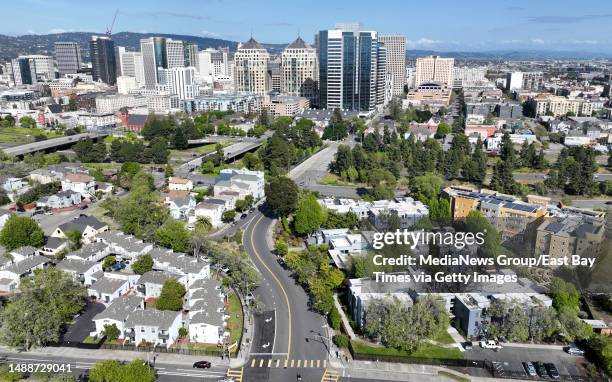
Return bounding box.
[105,9,119,38]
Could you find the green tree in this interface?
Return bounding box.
[131,254,153,275]
[462,210,500,258]
[0,215,44,250]
[410,173,443,203]
[499,132,516,166]
[102,255,116,270]
[89,359,156,382]
[222,210,236,223]
[173,128,188,149]
[274,240,288,257]
[65,229,82,251]
[329,307,342,330]
[156,279,186,311]
[265,177,299,217]
[294,193,327,235]
[19,116,36,128]
[549,277,581,312]
[103,323,121,341]
[434,122,451,138]
[155,219,190,252]
[0,268,86,349]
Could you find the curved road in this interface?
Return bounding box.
[243,210,329,382]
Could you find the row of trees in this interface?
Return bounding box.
[364,295,450,353]
[73,137,170,164]
[545,146,599,196]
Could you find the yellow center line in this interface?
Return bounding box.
[248,214,292,361]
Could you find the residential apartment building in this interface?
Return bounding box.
[183,42,198,68]
[157,66,199,100]
[453,67,487,87]
[180,93,260,114]
[415,55,454,87]
[506,71,543,91]
[443,186,547,239]
[234,38,270,96]
[118,51,145,86]
[378,35,406,96]
[95,94,146,113]
[10,55,55,84]
[54,42,82,76]
[280,37,319,104]
[317,23,388,112]
[535,216,606,264]
[531,95,594,117]
[261,95,309,117]
[90,36,116,85]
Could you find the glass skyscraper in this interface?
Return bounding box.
[90,36,116,85]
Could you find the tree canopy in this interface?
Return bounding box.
[0,215,44,250]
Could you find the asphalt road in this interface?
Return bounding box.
[0,353,228,381]
[243,210,329,382]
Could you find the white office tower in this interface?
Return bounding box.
[280,37,318,103]
[454,67,487,87]
[117,76,138,94]
[140,37,185,89]
[54,42,82,76]
[378,35,406,96]
[184,42,199,68]
[119,51,145,86]
[415,55,454,87]
[234,38,270,96]
[198,48,231,82]
[18,55,55,82]
[158,67,198,100]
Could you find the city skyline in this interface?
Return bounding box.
[3,0,612,53]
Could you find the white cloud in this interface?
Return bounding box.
[531,38,546,44]
[201,30,222,38]
[48,28,66,34]
[406,38,442,48]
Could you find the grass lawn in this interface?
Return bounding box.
[438,370,471,382]
[0,127,62,138]
[433,330,456,345]
[0,134,31,143]
[84,336,103,344]
[351,340,464,360]
[226,292,244,349]
[320,173,359,187]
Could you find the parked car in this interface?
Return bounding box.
[479,340,502,350]
[44,211,53,215]
[79,204,88,210]
[110,262,126,272]
[522,361,537,377]
[545,363,560,379]
[193,361,211,369]
[533,361,547,378]
[462,341,473,350]
[565,343,585,356]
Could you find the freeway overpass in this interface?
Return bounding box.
[3,132,108,156]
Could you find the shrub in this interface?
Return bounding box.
[333,334,349,348]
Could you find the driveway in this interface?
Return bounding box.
[62,300,106,344]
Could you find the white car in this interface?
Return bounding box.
[479,340,502,350]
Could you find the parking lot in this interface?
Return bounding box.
[62,300,105,344]
[466,345,588,379]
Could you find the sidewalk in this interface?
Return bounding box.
[0,345,230,367]
[329,359,526,382]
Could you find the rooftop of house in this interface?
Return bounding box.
[137,270,180,286]
[58,215,105,234]
[89,275,128,295]
[4,255,48,276]
[125,308,180,329]
[57,258,98,274]
[92,295,143,322]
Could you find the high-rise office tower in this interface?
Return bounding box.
[118,51,145,86]
[10,58,33,85]
[414,55,454,87]
[234,38,270,96]
[198,48,231,80]
[184,42,199,68]
[378,35,405,96]
[114,46,126,77]
[17,55,55,82]
[317,24,387,112]
[90,35,116,85]
[140,37,184,89]
[158,66,198,100]
[280,37,318,103]
[54,42,81,76]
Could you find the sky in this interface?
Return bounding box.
[3,0,612,53]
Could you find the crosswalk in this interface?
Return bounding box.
[226,367,244,382]
[321,369,340,382]
[248,358,328,369]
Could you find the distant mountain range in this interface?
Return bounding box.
[0,31,287,62]
[0,32,610,63]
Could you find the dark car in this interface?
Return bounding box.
[545,363,560,379]
[110,262,126,272]
[193,361,211,369]
[462,341,473,350]
[79,204,88,210]
[533,361,547,378]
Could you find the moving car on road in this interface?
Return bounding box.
[193,361,211,369]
